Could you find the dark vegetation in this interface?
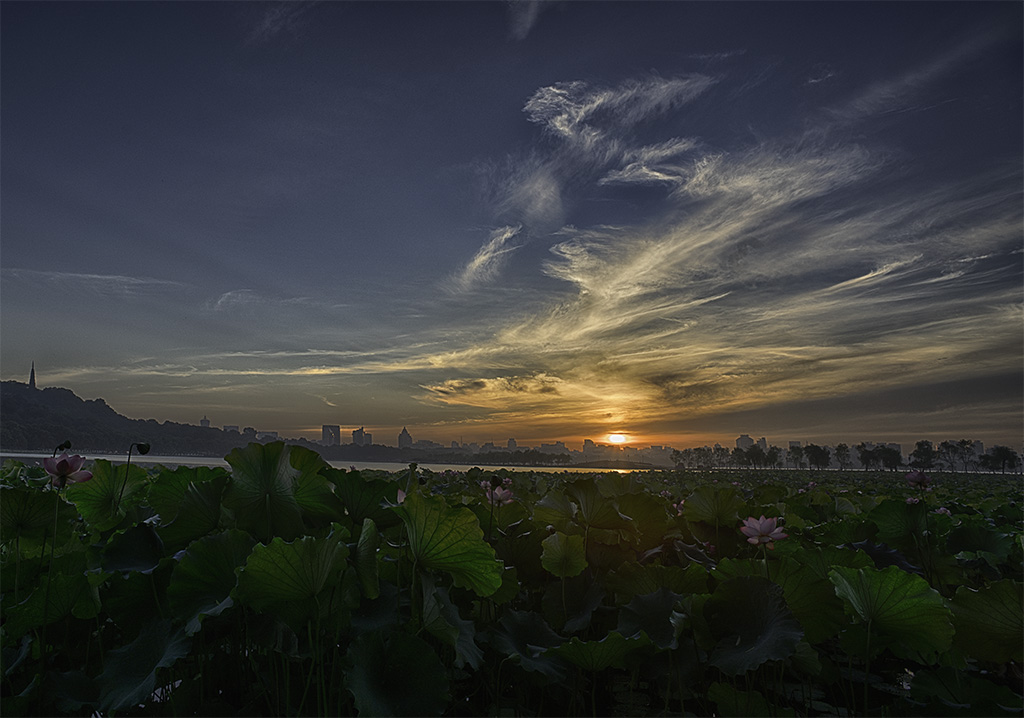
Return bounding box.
[1,442,1021,717]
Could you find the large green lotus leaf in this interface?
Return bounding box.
[683,485,745,526]
[541,531,587,578]
[616,587,683,649]
[566,478,634,532]
[97,619,190,713]
[3,571,99,637]
[911,667,1024,714]
[615,491,672,551]
[605,562,708,600]
[66,460,148,532]
[148,467,227,551]
[393,488,502,596]
[705,576,803,675]
[542,575,606,633]
[354,518,380,600]
[708,682,775,717]
[167,529,256,635]
[323,467,401,530]
[549,631,651,671]
[102,522,165,574]
[223,441,325,541]
[101,562,173,635]
[869,499,929,550]
[293,471,347,524]
[235,530,349,619]
[344,629,449,716]
[950,580,1023,663]
[421,576,483,670]
[829,565,953,661]
[492,610,568,681]
[533,490,577,533]
[0,485,77,547]
[147,465,228,520]
[714,557,845,643]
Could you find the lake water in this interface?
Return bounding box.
[1,452,646,474]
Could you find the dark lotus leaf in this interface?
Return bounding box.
[948,523,1013,563]
[354,517,380,600]
[323,467,401,530]
[549,631,651,671]
[0,485,76,546]
[3,570,100,638]
[616,587,683,649]
[950,580,1023,663]
[844,540,922,575]
[565,478,635,532]
[151,469,228,551]
[493,610,568,681]
[102,522,165,574]
[421,576,483,670]
[344,629,449,716]
[541,531,587,578]
[869,499,929,551]
[167,529,256,635]
[912,667,1024,714]
[44,670,99,713]
[708,681,772,717]
[682,485,745,526]
[541,573,604,633]
[98,619,190,713]
[705,576,803,675]
[606,562,709,600]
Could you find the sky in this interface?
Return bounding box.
[2,1,1022,451]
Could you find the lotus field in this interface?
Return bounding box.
[1,442,1021,716]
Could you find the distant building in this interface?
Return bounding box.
[352,427,372,446]
[29,362,36,390]
[756,437,767,451]
[788,441,802,449]
[398,427,412,449]
[736,434,754,450]
[256,431,278,441]
[223,425,239,433]
[200,416,211,428]
[507,438,518,450]
[322,425,341,446]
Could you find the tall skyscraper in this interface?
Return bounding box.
[28,362,36,390]
[200,416,211,428]
[322,425,341,446]
[398,427,412,449]
[352,427,372,446]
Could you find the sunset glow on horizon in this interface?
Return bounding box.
[1,2,1020,450]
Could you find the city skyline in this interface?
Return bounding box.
[2,3,1021,449]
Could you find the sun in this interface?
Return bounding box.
[607,433,627,444]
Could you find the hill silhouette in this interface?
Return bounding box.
[0,381,244,455]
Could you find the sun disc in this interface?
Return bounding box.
[608,433,627,444]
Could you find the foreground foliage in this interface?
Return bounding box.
[1,443,1021,716]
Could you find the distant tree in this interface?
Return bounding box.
[713,446,731,467]
[765,445,782,468]
[787,445,804,469]
[877,446,903,471]
[936,440,958,471]
[834,443,852,470]
[909,440,937,469]
[730,446,749,467]
[804,443,831,470]
[746,445,767,468]
[957,439,978,472]
[980,445,1020,474]
[856,443,880,470]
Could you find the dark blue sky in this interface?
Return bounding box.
[2,1,1021,448]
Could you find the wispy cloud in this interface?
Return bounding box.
[453,225,524,291]
[1,269,190,296]
[247,1,319,45]
[507,0,551,41]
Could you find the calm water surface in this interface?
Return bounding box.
[2,452,641,474]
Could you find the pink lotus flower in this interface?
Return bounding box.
[934,506,951,516]
[485,486,514,506]
[43,453,92,488]
[906,497,920,504]
[905,471,930,489]
[740,515,788,549]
